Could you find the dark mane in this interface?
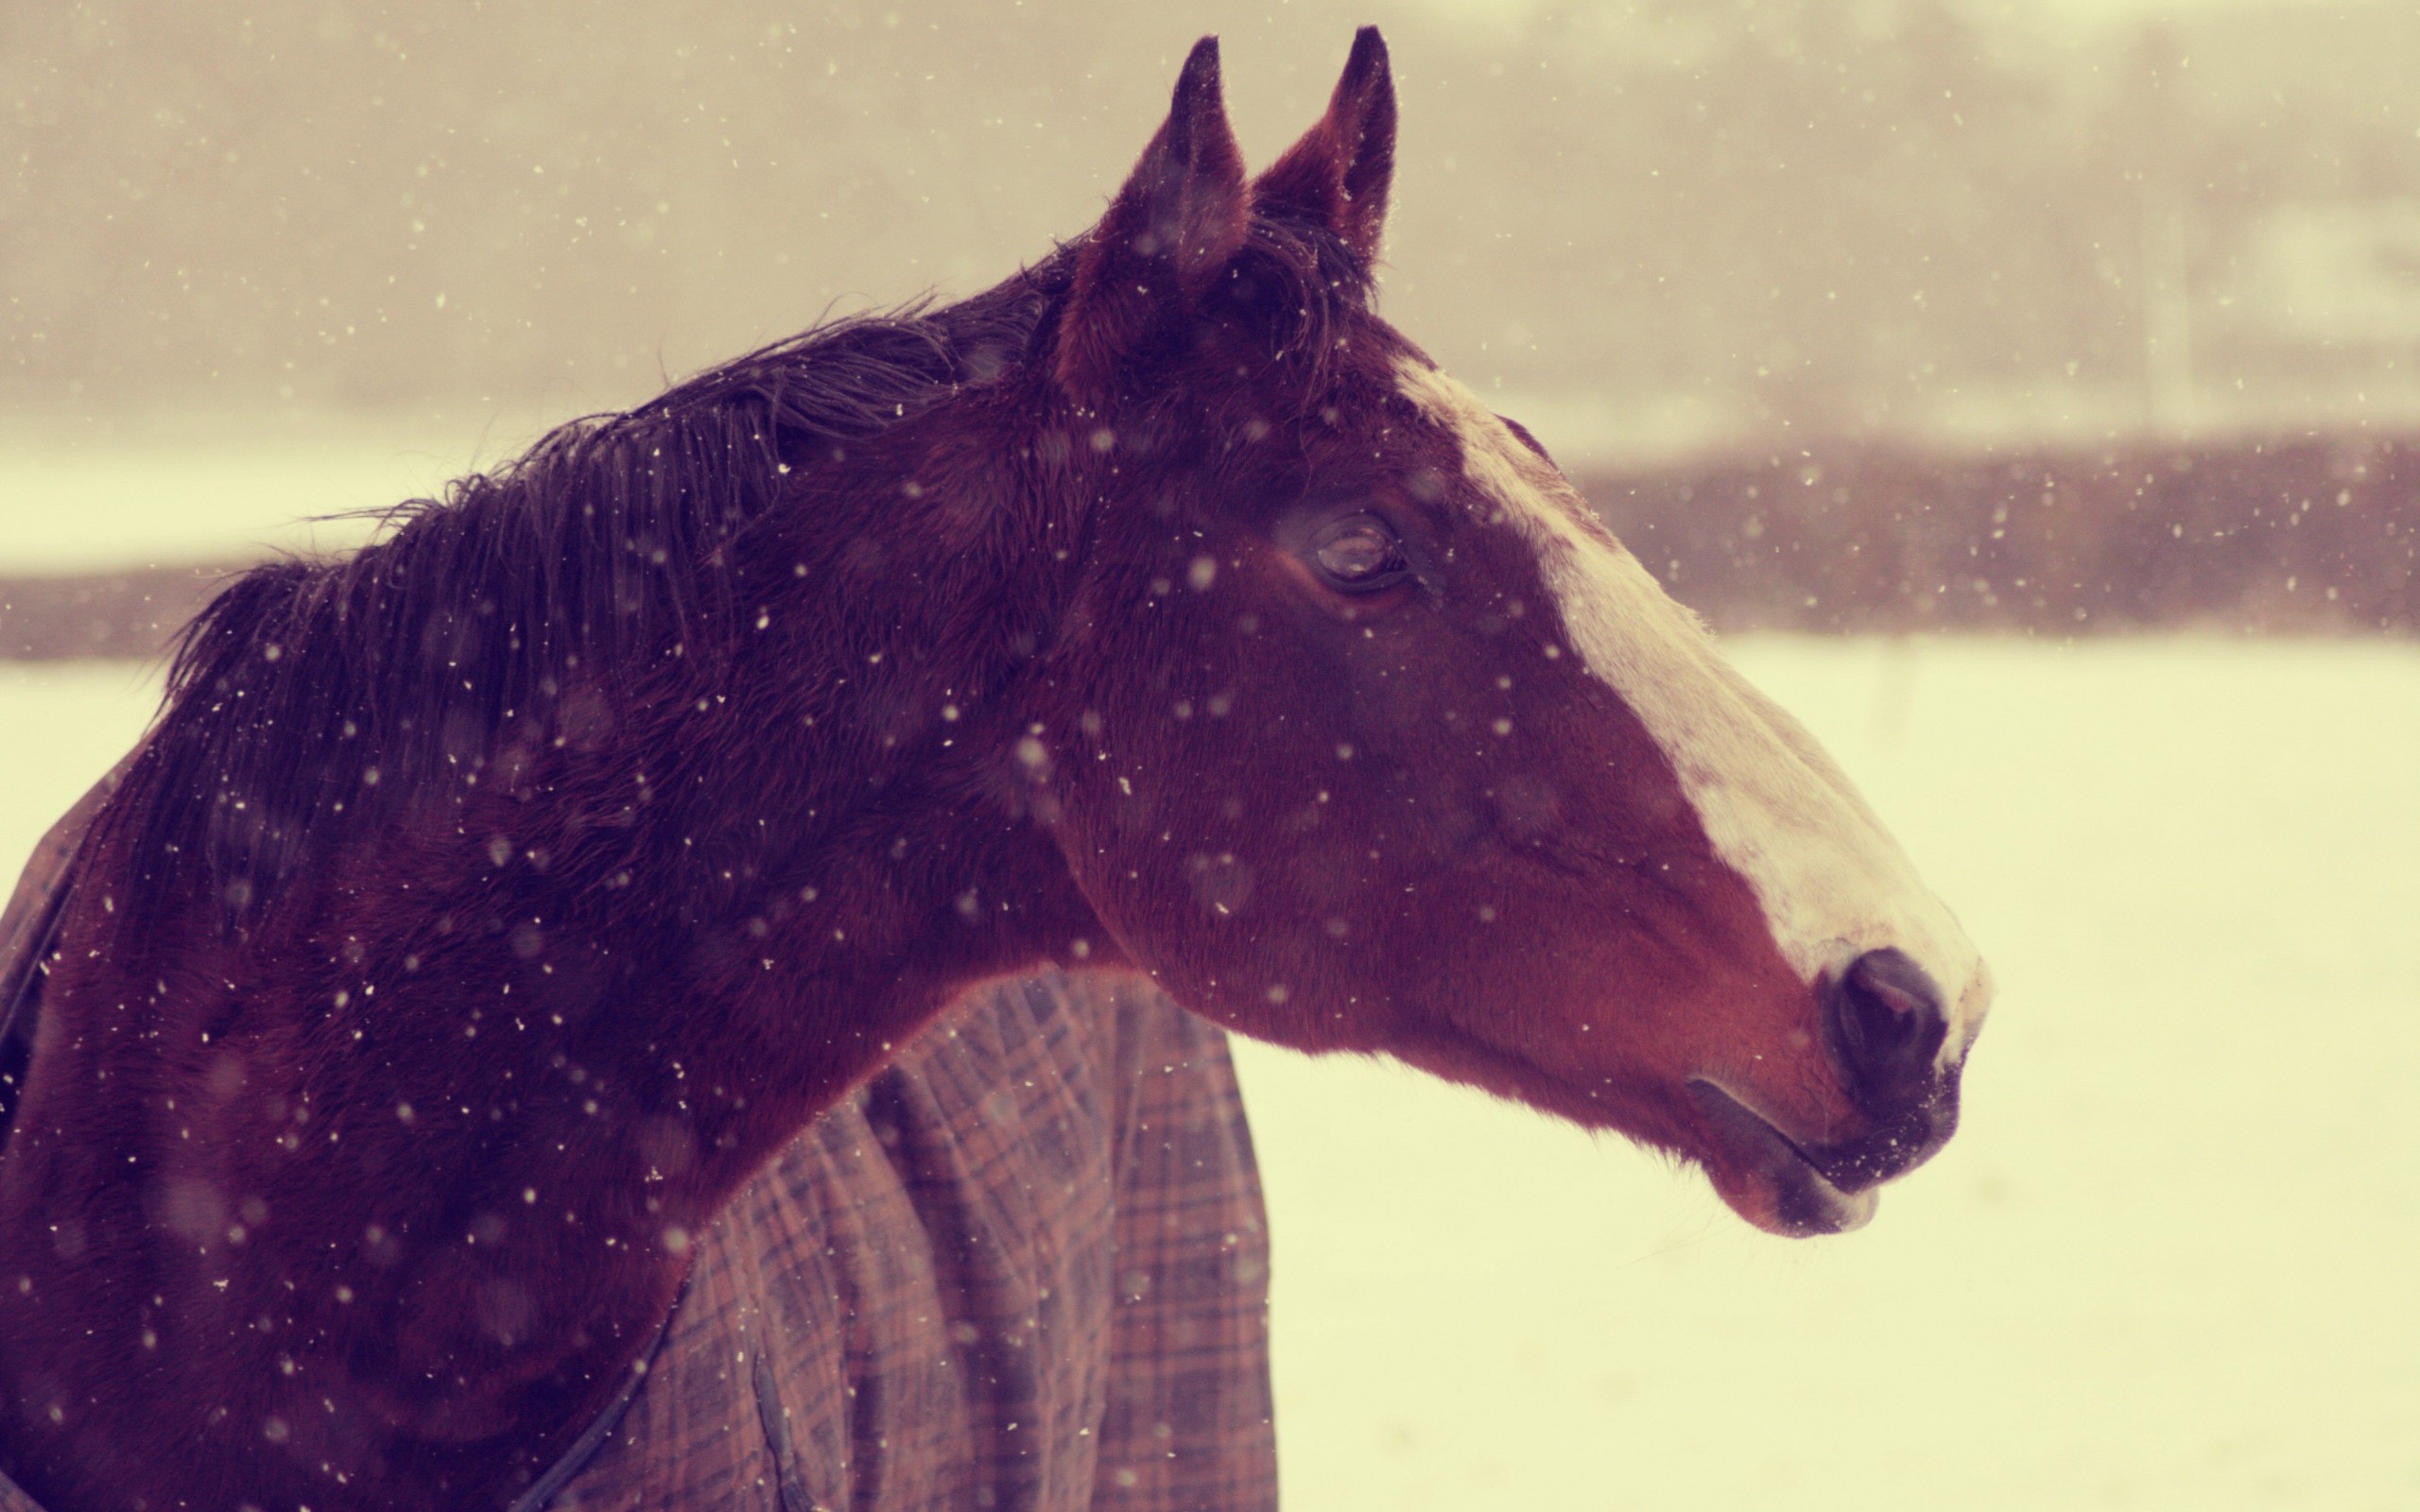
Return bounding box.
[105,265,1063,931]
[100,215,1370,936]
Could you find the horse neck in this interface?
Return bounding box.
[333,407,1102,1205]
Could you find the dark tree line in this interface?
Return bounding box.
[7,432,2411,661]
[1588,434,2420,635]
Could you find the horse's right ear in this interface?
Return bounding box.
[1054,37,1250,404]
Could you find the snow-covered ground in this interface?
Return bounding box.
[3,637,2414,1507]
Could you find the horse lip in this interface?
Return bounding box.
[1685,1079,1878,1238]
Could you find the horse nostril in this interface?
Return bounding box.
[1826,948,1949,1117]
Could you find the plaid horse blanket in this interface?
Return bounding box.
[0,773,1277,1511]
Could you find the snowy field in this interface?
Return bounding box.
[5,639,2413,1510]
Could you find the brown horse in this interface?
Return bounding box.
[0,30,1988,1512]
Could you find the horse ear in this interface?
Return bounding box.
[1253,26,1396,262]
[1054,37,1250,404]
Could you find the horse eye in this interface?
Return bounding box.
[1312,517,1408,591]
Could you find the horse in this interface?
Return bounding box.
[0,29,1989,1512]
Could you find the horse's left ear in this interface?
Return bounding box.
[1055,37,1250,404]
[1253,26,1396,262]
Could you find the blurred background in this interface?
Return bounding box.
[2,1,2415,1507]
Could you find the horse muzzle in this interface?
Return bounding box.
[1687,947,1973,1237]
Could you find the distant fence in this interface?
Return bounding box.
[4,432,2414,661]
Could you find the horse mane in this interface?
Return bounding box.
[99,214,1371,935]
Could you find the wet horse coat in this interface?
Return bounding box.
[0,30,1986,1512]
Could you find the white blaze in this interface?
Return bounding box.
[1395,358,1988,1063]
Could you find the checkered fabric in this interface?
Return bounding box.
[0,780,1277,1512]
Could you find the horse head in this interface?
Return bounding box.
[1025,32,1990,1235]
